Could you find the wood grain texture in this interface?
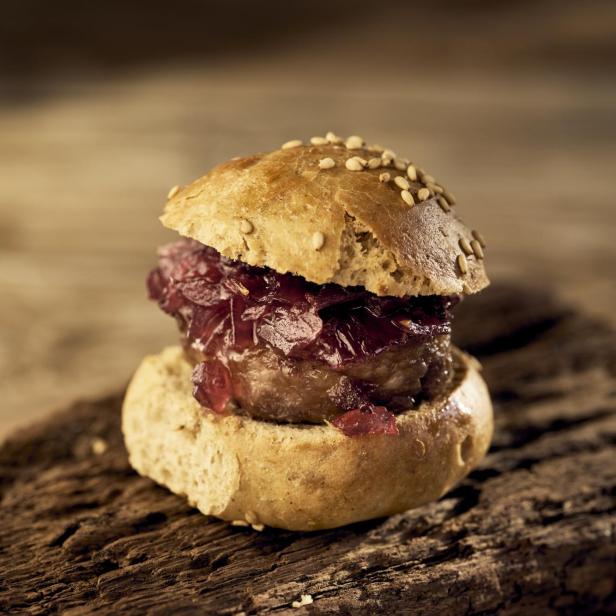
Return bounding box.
[1,284,614,615]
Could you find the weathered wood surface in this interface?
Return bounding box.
[1,284,614,615]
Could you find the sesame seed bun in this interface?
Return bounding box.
[122,346,493,531]
[160,141,489,297]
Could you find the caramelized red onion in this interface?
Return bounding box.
[147,238,457,436]
[332,406,398,437]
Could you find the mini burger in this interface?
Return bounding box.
[122,133,493,531]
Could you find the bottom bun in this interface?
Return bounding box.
[122,346,493,531]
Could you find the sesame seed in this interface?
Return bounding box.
[251,523,265,532]
[292,595,314,609]
[231,520,250,527]
[326,131,343,144]
[369,144,385,153]
[457,254,468,275]
[432,184,444,194]
[438,196,451,212]
[310,136,328,145]
[318,157,336,170]
[236,282,250,296]
[442,190,456,205]
[471,239,485,259]
[401,190,415,206]
[382,149,397,160]
[345,135,364,149]
[312,231,325,250]
[239,219,254,234]
[368,157,382,169]
[245,511,258,524]
[406,165,417,181]
[417,187,431,202]
[394,175,410,190]
[345,157,364,171]
[379,172,391,182]
[459,238,473,255]
[472,229,486,247]
[282,139,302,149]
[394,160,407,171]
[167,185,181,199]
[421,173,435,185]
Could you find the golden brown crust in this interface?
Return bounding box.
[160,143,489,297]
[122,346,493,531]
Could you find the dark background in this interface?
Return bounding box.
[1,0,615,437]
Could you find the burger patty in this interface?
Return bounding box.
[149,238,458,429]
[185,334,452,423]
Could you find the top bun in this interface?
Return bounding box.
[161,134,489,297]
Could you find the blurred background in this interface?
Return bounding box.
[1,0,615,439]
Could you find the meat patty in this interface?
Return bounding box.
[186,334,452,423]
[149,238,457,426]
